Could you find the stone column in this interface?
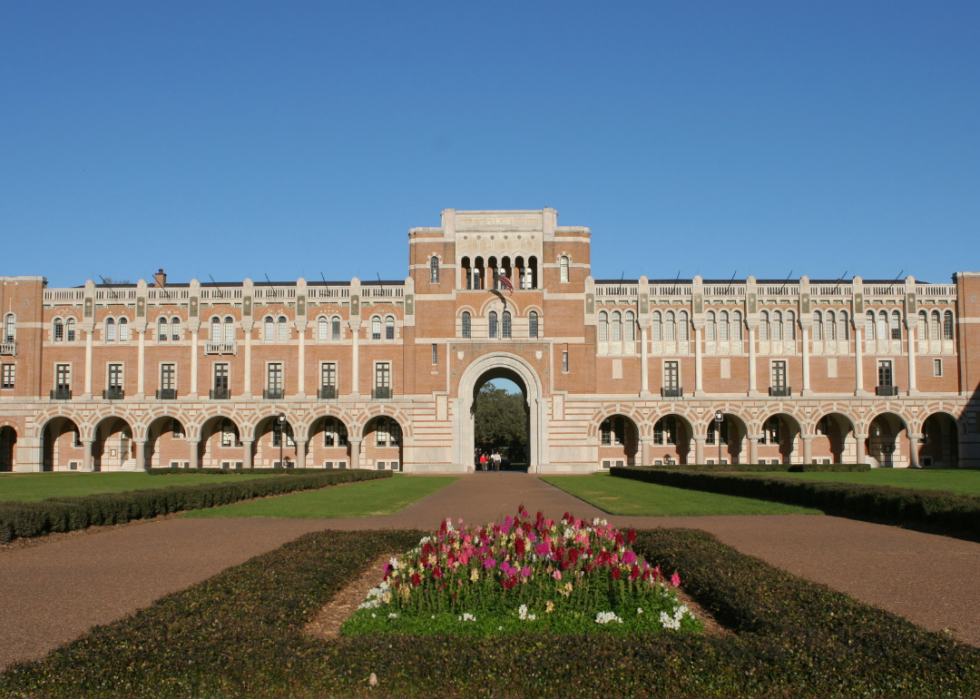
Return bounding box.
[349,438,362,469]
[802,434,813,465]
[639,324,650,397]
[693,327,704,396]
[801,326,811,396]
[242,323,253,398]
[134,438,147,471]
[855,329,865,396]
[296,322,307,398]
[84,329,94,398]
[190,329,200,399]
[82,439,94,472]
[188,439,200,470]
[747,326,758,396]
[749,434,760,464]
[350,324,360,398]
[638,437,650,466]
[242,439,253,469]
[295,438,307,469]
[854,433,868,465]
[137,329,146,399]
[693,435,706,464]
[907,326,918,396]
[908,432,921,468]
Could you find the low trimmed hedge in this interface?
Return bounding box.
[147,466,351,476]
[613,467,980,541]
[643,462,871,473]
[0,470,389,544]
[2,528,977,697]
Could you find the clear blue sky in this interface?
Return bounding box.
[2,2,977,287]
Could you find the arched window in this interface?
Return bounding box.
[917,311,928,339]
[826,311,836,341]
[611,311,622,341]
[786,311,796,341]
[732,311,743,341]
[385,315,395,340]
[323,417,348,447]
[462,257,472,290]
[599,311,609,342]
[2,314,14,342]
[625,311,635,342]
[890,311,902,340]
[331,317,341,341]
[600,416,626,446]
[170,316,180,341]
[652,311,662,341]
[224,317,235,342]
[877,311,888,341]
[838,311,849,341]
[371,316,382,340]
[502,311,512,338]
[705,311,716,341]
[865,311,876,340]
[678,311,689,341]
[277,316,288,341]
[66,318,76,342]
[118,317,129,341]
[489,311,498,338]
[158,317,168,342]
[526,256,537,289]
[559,256,569,283]
[653,416,678,445]
[529,311,538,339]
[210,316,221,341]
[264,316,274,341]
[665,311,676,341]
[944,311,954,340]
[813,311,823,340]
[719,311,729,341]
[759,311,770,341]
[430,256,440,284]
[461,311,471,339]
[105,317,116,342]
[317,317,328,340]
[772,311,783,341]
[930,311,941,340]
[53,318,64,341]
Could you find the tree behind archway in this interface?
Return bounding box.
[474,384,527,460]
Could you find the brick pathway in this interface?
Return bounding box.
[1,473,978,670]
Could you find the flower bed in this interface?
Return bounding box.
[341,507,701,636]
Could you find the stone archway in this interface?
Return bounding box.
[454,353,547,473]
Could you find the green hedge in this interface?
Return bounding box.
[0,470,389,544]
[612,467,980,541]
[147,466,352,476]
[2,528,977,698]
[642,462,871,473]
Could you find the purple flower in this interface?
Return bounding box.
[484,557,497,570]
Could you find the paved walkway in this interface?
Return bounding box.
[1,473,979,670]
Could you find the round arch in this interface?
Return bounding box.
[812,411,858,465]
[699,410,750,465]
[649,412,695,465]
[755,412,803,465]
[595,412,640,468]
[455,352,547,472]
[91,415,135,471]
[0,424,17,472]
[918,412,960,468]
[864,411,909,468]
[145,414,190,469]
[37,415,83,472]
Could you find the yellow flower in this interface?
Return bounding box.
[470,568,480,582]
[546,601,555,613]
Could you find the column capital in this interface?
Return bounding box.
[800,434,814,442]
[692,435,707,444]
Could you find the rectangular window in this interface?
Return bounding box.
[664,361,679,390]
[934,359,942,377]
[160,363,176,390]
[331,319,341,341]
[431,344,438,365]
[267,363,283,390]
[321,362,336,388]
[1,364,14,389]
[108,364,123,388]
[56,364,71,390]
[54,322,64,341]
[375,362,390,389]
[878,360,893,387]
[562,350,569,373]
[213,363,229,390]
[771,360,787,389]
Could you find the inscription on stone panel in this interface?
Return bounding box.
[84,298,93,318]
[190,298,198,317]
[243,296,252,316]
[137,297,145,317]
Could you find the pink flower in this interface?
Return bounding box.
[622,551,636,566]
[670,572,681,587]
[552,570,562,580]
[484,557,497,570]
[521,566,532,578]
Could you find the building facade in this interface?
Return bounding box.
[1,208,978,473]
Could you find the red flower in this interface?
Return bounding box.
[411,573,422,587]
[432,566,444,580]
[515,537,526,556]
[611,567,621,580]
[629,564,641,581]
[627,529,636,544]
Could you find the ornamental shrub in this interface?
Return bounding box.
[643,463,870,472]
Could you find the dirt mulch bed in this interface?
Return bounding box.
[304,555,731,640]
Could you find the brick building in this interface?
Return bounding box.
[1,209,977,473]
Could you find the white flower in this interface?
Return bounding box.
[659,604,688,630]
[371,613,377,618]
[459,612,476,622]
[637,608,644,615]
[517,604,536,621]
[388,613,398,619]
[595,611,623,625]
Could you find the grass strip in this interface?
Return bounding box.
[740,468,980,497]
[612,467,980,542]
[0,470,389,543]
[542,473,820,516]
[180,475,458,518]
[2,527,978,698]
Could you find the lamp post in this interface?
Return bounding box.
[277,412,286,469]
[714,410,724,465]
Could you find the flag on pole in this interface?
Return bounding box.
[496,274,514,296]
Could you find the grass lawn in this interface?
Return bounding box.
[180,474,458,518]
[542,473,820,516]
[0,471,277,503]
[741,469,980,497]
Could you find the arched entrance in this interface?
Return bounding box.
[199,415,243,469]
[757,413,802,465]
[866,413,908,468]
[598,414,639,468]
[919,413,959,468]
[93,417,135,471]
[455,353,547,472]
[363,416,403,471]
[146,416,188,469]
[41,417,83,471]
[705,413,748,464]
[0,426,16,472]
[308,416,352,469]
[813,413,857,464]
[650,414,693,465]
